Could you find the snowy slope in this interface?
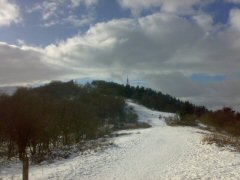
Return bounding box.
[1,101,240,179]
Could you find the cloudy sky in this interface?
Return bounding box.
[1,0,240,110]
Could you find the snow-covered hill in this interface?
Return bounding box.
[1,101,240,179]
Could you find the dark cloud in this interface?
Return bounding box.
[0,43,72,85]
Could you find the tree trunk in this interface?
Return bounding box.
[7,140,13,159]
[22,156,29,180]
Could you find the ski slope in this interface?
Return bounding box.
[1,101,240,179]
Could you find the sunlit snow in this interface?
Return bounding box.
[1,101,240,179]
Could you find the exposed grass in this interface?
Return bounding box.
[165,114,198,127]
[115,122,151,130]
[202,133,240,152]
[165,114,240,152]
[0,121,150,166]
[0,137,113,166]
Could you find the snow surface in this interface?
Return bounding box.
[1,101,240,179]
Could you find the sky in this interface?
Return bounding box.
[1,0,240,110]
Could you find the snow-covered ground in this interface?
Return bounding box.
[1,101,240,179]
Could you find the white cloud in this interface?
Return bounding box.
[28,0,98,27]
[70,0,98,8]
[43,13,240,109]
[0,0,20,26]
[226,0,240,4]
[230,8,240,31]
[118,0,212,15]
[44,12,240,75]
[193,14,214,33]
[2,11,240,109]
[16,39,25,46]
[63,12,95,27]
[29,0,66,21]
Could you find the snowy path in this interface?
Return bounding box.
[2,101,240,179]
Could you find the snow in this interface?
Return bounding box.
[1,101,240,179]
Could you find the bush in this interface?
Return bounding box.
[165,115,181,126]
[165,114,198,126]
[0,81,138,163]
[202,133,240,151]
[199,108,240,136]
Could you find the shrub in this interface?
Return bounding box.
[165,114,198,126]
[202,133,240,151]
[199,108,240,136]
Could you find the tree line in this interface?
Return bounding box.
[93,81,240,136]
[199,107,240,136]
[0,81,137,162]
[92,80,208,117]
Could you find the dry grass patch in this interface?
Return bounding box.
[202,133,240,151]
[165,115,198,127]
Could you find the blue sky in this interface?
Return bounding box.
[1,0,238,45]
[0,0,133,45]
[1,0,240,110]
[205,0,240,23]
